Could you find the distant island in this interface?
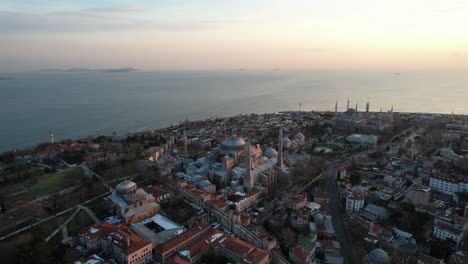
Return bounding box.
[0,77,14,80]
[39,67,138,73]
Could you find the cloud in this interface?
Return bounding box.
[0,5,238,33]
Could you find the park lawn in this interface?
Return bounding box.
[20,167,83,199]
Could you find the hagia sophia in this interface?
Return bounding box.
[174,128,305,196]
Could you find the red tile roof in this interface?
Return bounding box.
[111,226,152,255]
[166,255,190,264]
[289,194,307,203]
[154,223,211,255]
[289,245,310,262]
[336,166,347,172]
[79,222,121,240]
[144,185,169,198]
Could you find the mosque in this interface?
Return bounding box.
[179,128,294,195]
[335,100,394,131]
[282,131,306,150]
[106,180,161,224]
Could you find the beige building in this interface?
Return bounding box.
[79,223,153,264]
[106,180,161,224]
[406,184,431,205]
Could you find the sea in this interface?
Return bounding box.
[0,69,467,152]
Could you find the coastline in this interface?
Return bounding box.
[0,110,463,155]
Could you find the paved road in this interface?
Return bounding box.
[0,190,110,241]
[296,171,325,194]
[323,164,357,264]
[45,205,101,242]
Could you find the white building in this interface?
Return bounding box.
[433,221,465,244]
[430,175,468,196]
[346,187,365,213]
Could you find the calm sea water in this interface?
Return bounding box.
[0,69,467,151]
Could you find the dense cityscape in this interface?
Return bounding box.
[1,103,468,264]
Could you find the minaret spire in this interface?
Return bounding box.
[366,101,370,113]
[355,102,358,112]
[183,126,188,163]
[50,130,54,144]
[245,139,254,191]
[277,128,284,168]
[335,101,338,114]
[347,98,350,110]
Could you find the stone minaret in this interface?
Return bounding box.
[245,139,254,191]
[347,98,350,110]
[355,102,358,112]
[277,128,284,168]
[335,101,338,114]
[50,130,54,144]
[366,101,370,113]
[183,127,188,163]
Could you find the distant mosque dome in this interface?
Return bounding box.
[221,136,246,152]
[282,137,292,148]
[116,180,137,196]
[346,134,378,145]
[295,132,305,142]
[264,147,278,158]
[345,108,356,114]
[362,249,390,264]
[439,147,457,160]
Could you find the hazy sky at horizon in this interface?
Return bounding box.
[1,0,468,71]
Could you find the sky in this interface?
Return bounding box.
[1,0,468,71]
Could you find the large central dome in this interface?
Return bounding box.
[221,136,246,152]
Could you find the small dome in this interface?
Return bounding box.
[116,180,137,195]
[363,249,390,264]
[345,108,356,114]
[295,132,305,141]
[264,147,277,158]
[282,137,291,144]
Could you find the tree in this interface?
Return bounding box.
[280,227,297,248]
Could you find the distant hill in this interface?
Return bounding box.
[39,67,138,73]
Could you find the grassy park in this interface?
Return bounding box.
[16,167,84,200]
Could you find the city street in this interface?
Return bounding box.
[323,163,357,264]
